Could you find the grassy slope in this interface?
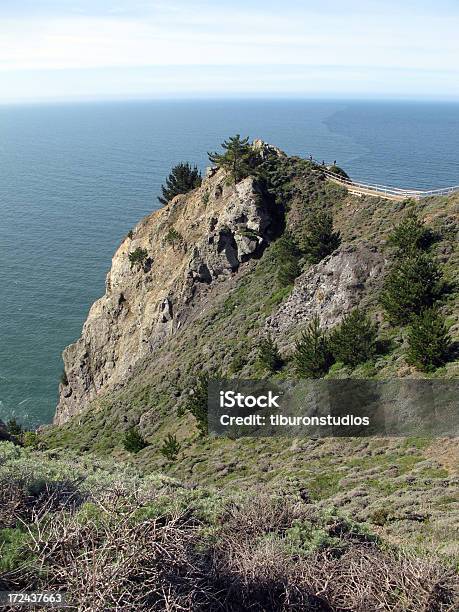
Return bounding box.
[1,442,458,611]
[42,157,459,558]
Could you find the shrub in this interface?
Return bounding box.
[238,227,260,240]
[208,135,255,182]
[0,528,31,573]
[278,258,301,287]
[0,456,457,612]
[285,520,341,554]
[274,232,301,287]
[160,434,181,461]
[6,418,23,438]
[330,308,378,367]
[229,353,247,374]
[60,369,68,386]
[122,427,148,454]
[370,507,391,526]
[380,252,443,324]
[387,211,433,255]
[300,209,341,264]
[182,373,209,436]
[406,307,452,372]
[258,334,283,373]
[158,162,202,205]
[294,316,333,378]
[328,164,349,179]
[0,441,22,463]
[202,190,210,205]
[22,431,39,449]
[164,227,183,248]
[128,247,148,270]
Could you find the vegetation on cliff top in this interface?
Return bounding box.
[158,162,202,205]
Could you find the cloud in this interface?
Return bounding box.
[3,64,459,105]
[0,1,458,101]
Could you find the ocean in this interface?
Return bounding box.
[0,99,458,426]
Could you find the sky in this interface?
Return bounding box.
[1,0,459,103]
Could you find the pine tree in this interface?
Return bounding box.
[330,308,378,367]
[208,135,253,182]
[278,258,301,287]
[128,247,148,270]
[183,372,210,436]
[406,307,451,372]
[258,334,283,373]
[387,210,433,255]
[158,162,202,205]
[164,227,183,249]
[275,232,302,287]
[6,417,23,437]
[122,427,148,453]
[294,315,333,378]
[380,252,443,325]
[300,209,341,264]
[160,434,181,461]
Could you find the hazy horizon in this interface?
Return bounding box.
[2,94,459,108]
[1,1,458,104]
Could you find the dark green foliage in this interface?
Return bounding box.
[128,247,148,269]
[182,373,209,436]
[387,211,433,255]
[328,165,349,179]
[122,427,148,453]
[6,418,23,437]
[330,309,378,367]
[229,353,247,374]
[370,507,391,526]
[60,369,68,386]
[258,334,282,373]
[406,308,451,372]
[165,228,183,248]
[127,229,134,240]
[201,190,210,205]
[238,227,260,240]
[278,258,301,287]
[275,232,302,287]
[300,209,341,264]
[208,135,255,182]
[22,431,39,448]
[160,434,181,461]
[158,162,202,205]
[294,316,333,378]
[380,253,443,324]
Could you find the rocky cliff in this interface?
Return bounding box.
[266,243,386,352]
[54,141,459,432]
[45,143,459,567]
[56,147,282,424]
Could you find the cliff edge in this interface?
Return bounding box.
[56,143,283,424]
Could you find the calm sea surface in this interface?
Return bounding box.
[1,99,458,426]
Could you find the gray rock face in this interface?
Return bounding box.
[265,243,385,351]
[55,168,279,425]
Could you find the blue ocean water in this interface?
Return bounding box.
[0,99,458,426]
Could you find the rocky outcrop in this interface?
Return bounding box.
[55,159,281,424]
[265,243,385,351]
